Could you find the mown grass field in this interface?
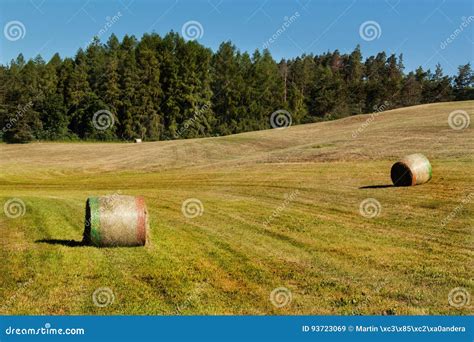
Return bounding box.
[0,101,472,315]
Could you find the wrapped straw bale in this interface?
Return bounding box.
[391,153,432,186]
[83,195,148,247]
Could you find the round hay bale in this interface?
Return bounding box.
[391,153,432,186]
[83,195,148,247]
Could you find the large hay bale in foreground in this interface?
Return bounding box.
[391,153,432,186]
[83,195,148,247]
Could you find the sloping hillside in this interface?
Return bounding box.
[1,101,472,175]
[0,101,472,315]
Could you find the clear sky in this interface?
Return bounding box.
[0,0,473,75]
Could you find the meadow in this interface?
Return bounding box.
[0,101,472,315]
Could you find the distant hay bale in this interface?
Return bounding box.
[135,139,142,143]
[83,195,148,247]
[391,153,432,186]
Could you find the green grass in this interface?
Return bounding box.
[0,101,473,315]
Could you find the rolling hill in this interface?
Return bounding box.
[0,101,472,315]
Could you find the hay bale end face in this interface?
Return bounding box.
[83,195,148,247]
[391,153,432,186]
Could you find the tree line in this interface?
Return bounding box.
[0,32,472,143]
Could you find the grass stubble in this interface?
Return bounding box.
[0,101,472,315]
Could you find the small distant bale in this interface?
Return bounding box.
[391,153,432,186]
[135,139,142,143]
[83,195,149,247]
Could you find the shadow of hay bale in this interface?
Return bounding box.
[359,184,394,189]
[35,239,85,247]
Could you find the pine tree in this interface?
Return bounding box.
[454,63,474,100]
[101,35,122,134]
[308,65,345,119]
[251,49,285,129]
[364,52,388,111]
[67,49,93,138]
[3,55,43,143]
[400,72,422,106]
[136,33,163,140]
[158,32,181,138]
[346,45,365,114]
[0,33,470,143]
[211,42,241,134]
[423,64,453,102]
[117,35,140,140]
[384,54,403,105]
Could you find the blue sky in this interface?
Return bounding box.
[0,0,472,75]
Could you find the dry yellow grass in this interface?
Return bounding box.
[0,101,472,315]
[1,101,472,174]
